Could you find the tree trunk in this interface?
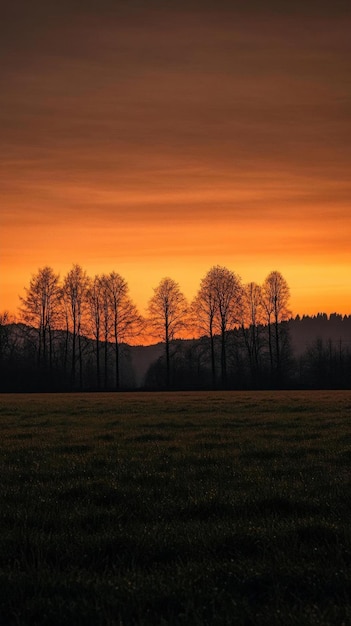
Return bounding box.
[96,333,101,390]
[104,331,108,390]
[78,332,83,391]
[71,323,76,389]
[267,321,273,380]
[210,330,216,389]
[115,337,120,390]
[165,318,170,388]
[221,324,227,388]
[274,312,281,386]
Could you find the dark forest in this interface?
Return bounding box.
[1,314,351,392]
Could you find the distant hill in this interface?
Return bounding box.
[129,343,164,387]
[287,313,351,356]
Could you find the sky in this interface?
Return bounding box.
[1,0,351,320]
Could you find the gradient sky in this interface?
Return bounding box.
[1,0,351,319]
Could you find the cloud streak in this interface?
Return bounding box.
[1,2,351,316]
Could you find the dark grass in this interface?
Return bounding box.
[1,391,351,625]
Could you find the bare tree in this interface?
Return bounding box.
[86,275,103,389]
[239,282,264,386]
[261,270,291,385]
[191,270,219,388]
[96,276,112,390]
[214,266,242,387]
[210,266,243,387]
[191,266,243,387]
[102,271,143,390]
[62,264,89,389]
[19,266,61,370]
[148,277,188,388]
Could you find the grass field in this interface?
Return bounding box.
[1,391,351,625]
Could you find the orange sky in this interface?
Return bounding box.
[1,2,351,320]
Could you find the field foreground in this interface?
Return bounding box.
[1,390,351,625]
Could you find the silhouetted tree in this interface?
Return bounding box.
[0,311,11,377]
[87,275,103,389]
[0,311,10,359]
[191,266,242,388]
[261,270,291,386]
[62,264,89,389]
[101,271,143,390]
[191,270,219,388]
[19,266,61,373]
[147,277,188,388]
[211,266,242,387]
[239,282,264,386]
[97,276,112,389]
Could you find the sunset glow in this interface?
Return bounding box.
[1,2,351,323]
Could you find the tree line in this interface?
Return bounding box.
[0,264,293,391]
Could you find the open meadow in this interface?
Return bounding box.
[1,391,351,625]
